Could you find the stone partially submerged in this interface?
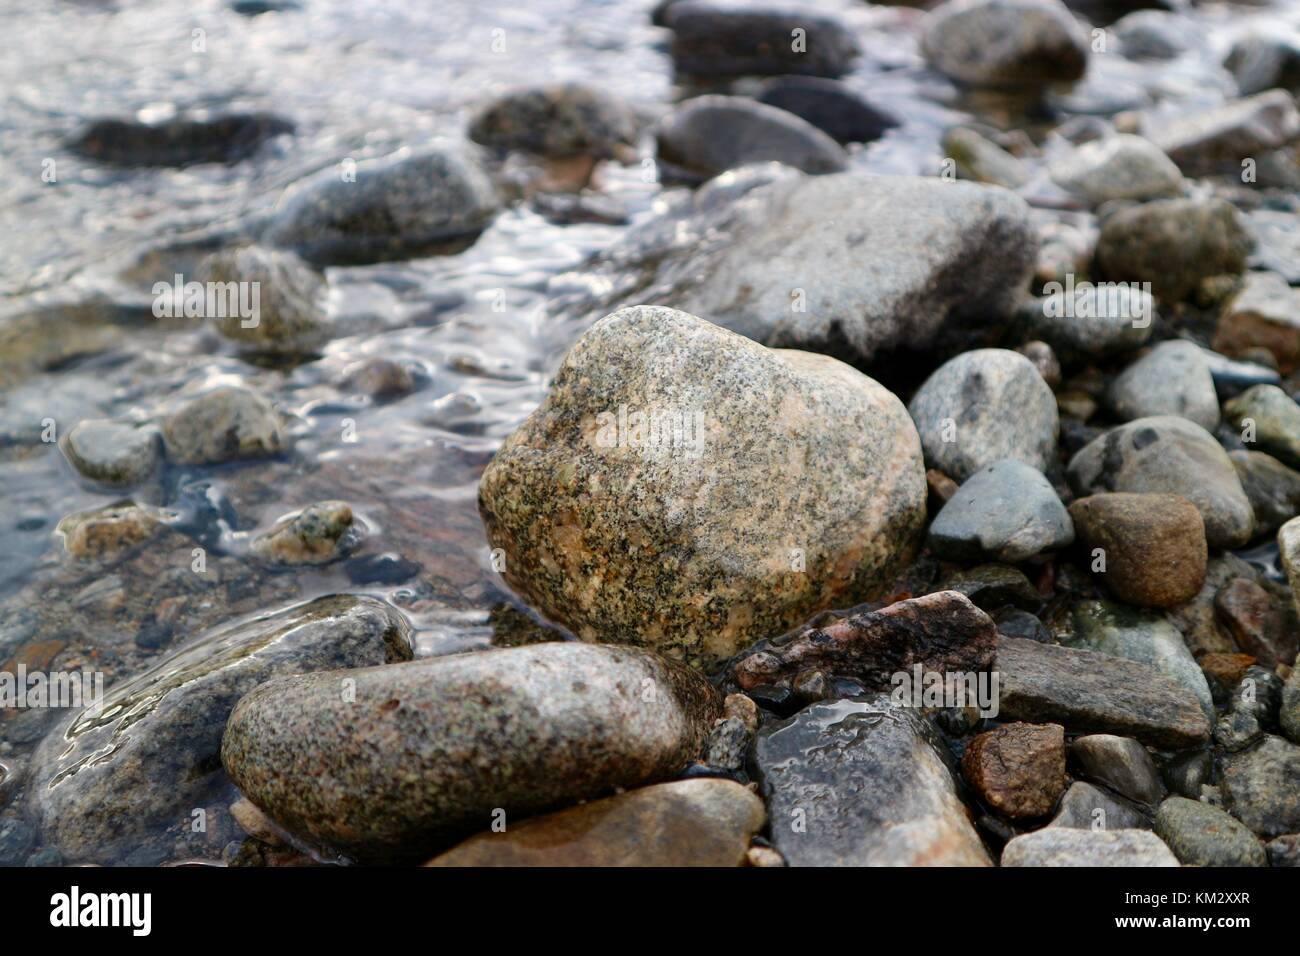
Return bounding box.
[548,172,1036,366]
[478,306,927,668]
[755,696,991,866]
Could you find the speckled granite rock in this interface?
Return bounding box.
[1049,781,1151,830]
[1225,384,1300,470]
[755,696,991,866]
[1072,734,1165,805]
[1002,828,1177,866]
[478,306,926,668]
[161,385,286,465]
[732,590,996,691]
[1067,493,1206,608]
[921,0,1088,89]
[59,419,160,487]
[222,642,720,862]
[1067,416,1254,549]
[249,501,365,566]
[468,84,637,159]
[1282,665,1300,745]
[655,95,847,181]
[549,172,1036,366]
[1106,340,1219,431]
[265,146,500,266]
[1095,198,1253,302]
[1221,735,1300,837]
[909,349,1058,482]
[1155,796,1266,866]
[56,500,166,560]
[996,636,1211,748]
[927,459,1073,562]
[197,244,328,354]
[425,778,763,866]
[663,3,860,78]
[1061,600,1213,717]
[1049,135,1184,206]
[1148,89,1300,178]
[962,722,1065,819]
[32,595,412,865]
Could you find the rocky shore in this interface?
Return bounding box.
[4,0,1300,868]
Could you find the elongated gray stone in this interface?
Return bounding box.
[1002,828,1178,866]
[222,643,720,863]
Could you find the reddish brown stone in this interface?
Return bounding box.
[1067,493,1207,609]
[1215,578,1298,668]
[732,589,996,691]
[962,722,1066,819]
[1199,652,1258,699]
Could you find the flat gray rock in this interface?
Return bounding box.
[1106,340,1220,431]
[922,0,1088,89]
[755,696,990,866]
[1049,134,1184,207]
[1155,796,1267,866]
[663,3,860,78]
[927,459,1074,562]
[1221,734,1300,837]
[1049,781,1151,830]
[1019,284,1155,358]
[909,349,1058,482]
[655,95,848,180]
[1072,734,1165,805]
[996,636,1211,749]
[548,172,1036,366]
[1066,416,1254,549]
[222,643,721,863]
[1148,89,1300,178]
[265,146,500,266]
[60,419,160,487]
[1002,828,1178,866]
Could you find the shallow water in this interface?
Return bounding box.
[0,0,1295,864]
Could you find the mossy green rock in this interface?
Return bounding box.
[222,642,721,863]
[477,306,927,668]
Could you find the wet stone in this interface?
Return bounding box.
[1231,451,1300,534]
[940,564,1041,611]
[655,96,848,181]
[59,419,159,488]
[1267,833,1300,866]
[478,306,926,669]
[909,349,1059,483]
[921,0,1088,90]
[1221,735,1300,837]
[56,501,164,561]
[996,636,1211,749]
[264,146,501,266]
[249,501,365,567]
[222,643,720,863]
[1214,578,1297,669]
[425,779,764,867]
[197,245,328,355]
[468,84,637,159]
[663,3,860,78]
[161,385,286,465]
[961,722,1066,820]
[927,459,1074,563]
[1002,828,1178,866]
[1049,781,1151,830]
[1067,416,1255,550]
[732,590,997,692]
[1071,734,1165,805]
[1155,796,1266,866]
[1282,665,1300,745]
[66,112,293,167]
[756,76,899,146]
[1214,272,1300,374]
[31,595,412,865]
[1113,10,1193,60]
[755,696,991,866]
[1067,493,1206,609]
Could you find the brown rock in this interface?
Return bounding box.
[56,501,164,561]
[1067,492,1207,608]
[1214,272,1300,373]
[1199,652,1259,700]
[732,590,997,691]
[1215,578,1298,668]
[962,722,1066,819]
[927,468,959,509]
[424,779,764,867]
